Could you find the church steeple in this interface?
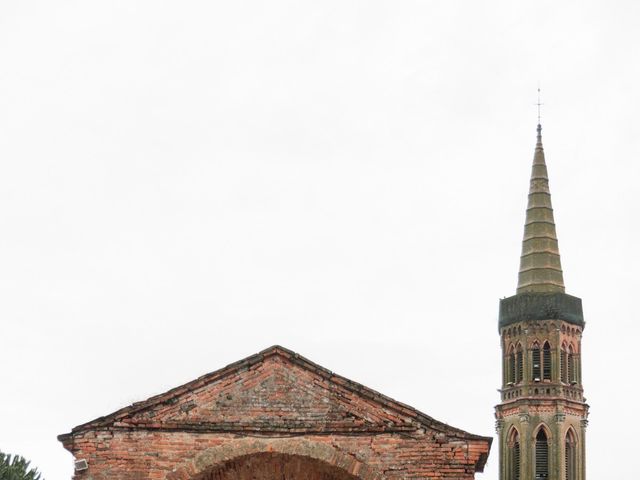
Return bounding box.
[495,118,588,480]
[517,124,565,294]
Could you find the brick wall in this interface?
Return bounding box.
[59,347,491,480]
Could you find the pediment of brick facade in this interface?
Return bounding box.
[118,350,416,433]
[67,345,470,435]
[59,346,492,478]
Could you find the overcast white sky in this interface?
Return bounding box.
[1,1,638,478]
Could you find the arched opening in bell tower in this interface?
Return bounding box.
[532,341,541,381]
[542,342,552,381]
[506,427,521,480]
[515,343,524,384]
[565,428,578,480]
[568,344,576,384]
[535,428,550,479]
[507,344,516,385]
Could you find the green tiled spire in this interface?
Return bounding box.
[517,124,565,294]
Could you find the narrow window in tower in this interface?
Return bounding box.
[561,346,568,383]
[565,430,577,480]
[504,353,508,385]
[568,345,576,384]
[532,344,541,381]
[507,429,521,480]
[543,342,552,380]
[513,441,521,480]
[507,346,516,385]
[516,346,523,384]
[535,429,549,479]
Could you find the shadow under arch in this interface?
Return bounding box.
[532,422,552,441]
[166,438,385,480]
[565,425,578,443]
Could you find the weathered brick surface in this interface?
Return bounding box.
[59,346,491,480]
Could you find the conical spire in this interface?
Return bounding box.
[517,124,565,294]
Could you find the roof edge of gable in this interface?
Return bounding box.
[58,345,492,448]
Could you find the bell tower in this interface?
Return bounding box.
[495,123,588,480]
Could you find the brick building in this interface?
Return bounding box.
[59,346,491,479]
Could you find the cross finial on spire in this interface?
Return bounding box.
[536,87,543,125]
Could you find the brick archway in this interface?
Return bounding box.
[166,438,384,480]
[192,452,360,480]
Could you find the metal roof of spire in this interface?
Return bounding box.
[516,123,566,294]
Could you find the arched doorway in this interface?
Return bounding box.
[193,453,360,480]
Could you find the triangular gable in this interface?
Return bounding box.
[61,346,487,440]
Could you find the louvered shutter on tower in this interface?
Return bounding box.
[565,438,570,480]
[535,430,549,479]
[532,347,541,380]
[543,344,552,380]
[513,442,521,480]
[566,433,577,480]
[516,350,523,383]
[509,353,516,384]
[561,350,568,383]
[569,353,576,383]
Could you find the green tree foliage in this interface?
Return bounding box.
[0,452,43,480]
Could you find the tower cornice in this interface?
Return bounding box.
[499,292,584,329]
